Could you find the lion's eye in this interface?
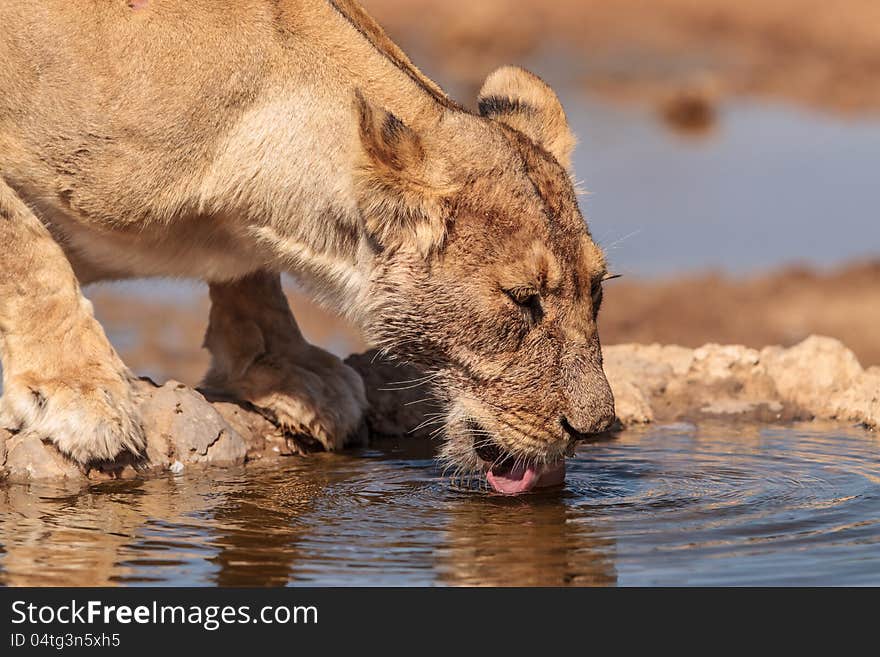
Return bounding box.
[593,273,620,318]
[591,282,604,316]
[504,287,544,323]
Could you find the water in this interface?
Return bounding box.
[2,423,878,586]
[568,96,880,277]
[429,50,880,277]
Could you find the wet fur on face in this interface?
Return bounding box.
[356,69,616,480]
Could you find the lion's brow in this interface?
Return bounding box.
[571,254,608,296]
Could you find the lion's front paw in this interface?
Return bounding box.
[235,347,368,452]
[0,370,146,465]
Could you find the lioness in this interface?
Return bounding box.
[0,0,615,494]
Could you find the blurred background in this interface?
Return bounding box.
[91,0,880,383]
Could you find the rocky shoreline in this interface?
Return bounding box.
[604,335,879,429]
[1,335,876,484]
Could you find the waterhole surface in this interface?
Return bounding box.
[2,423,878,586]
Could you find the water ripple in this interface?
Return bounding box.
[0,423,878,585]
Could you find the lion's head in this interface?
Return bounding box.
[355,67,615,494]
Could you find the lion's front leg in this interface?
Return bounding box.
[201,272,367,451]
[0,179,145,465]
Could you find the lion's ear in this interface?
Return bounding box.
[354,91,455,256]
[478,66,576,169]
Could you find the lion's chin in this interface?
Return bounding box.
[485,460,566,495]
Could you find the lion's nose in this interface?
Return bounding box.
[562,364,617,437]
[560,411,615,440]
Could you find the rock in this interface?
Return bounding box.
[0,428,8,471]
[660,83,718,136]
[668,343,782,419]
[1,380,254,483]
[691,343,761,381]
[606,377,654,424]
[4,433,87,484]
[828,367,880,429]
[210,399,292,459]
[603,336,872,427]
[0,334,876,482]
[761,336,864,415]
[138,381,247,467]
[604,343,693,397]
[698,399,786,422]
[605,342,783,423]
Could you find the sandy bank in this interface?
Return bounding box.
[1,335,875,484]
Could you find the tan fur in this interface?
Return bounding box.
[0,0,614,473]
[202,272,367,451]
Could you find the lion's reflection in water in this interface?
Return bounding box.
[436,496,616,586]
[0,442,616,587]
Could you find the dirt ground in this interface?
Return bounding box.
[363,0,880,114]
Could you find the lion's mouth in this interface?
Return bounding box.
[470,423,566,495]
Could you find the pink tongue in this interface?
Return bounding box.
[486,461,566,495]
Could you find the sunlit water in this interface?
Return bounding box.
[2,423,878,586]
[567,96,880,277]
